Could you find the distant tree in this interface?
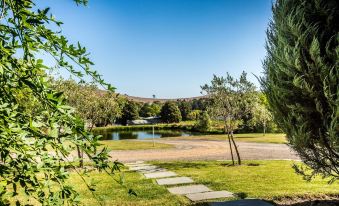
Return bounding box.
[249,94,272,135]
[121,101,140,125]
[178,101,192,121]
[202,72,256,165]
[262,0,339,181]
[152,94,156,99]
[160,102,182,123]
[150,103,162,116]
[192,98,208,111]
[53,79,122,128]
[194,111,211,132]
[187,110,201,121]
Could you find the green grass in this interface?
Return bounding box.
[99,140,173,150]
[68,170,189,206]
[152,160,339,200]
[164,133,287,144]
[13,160,339,205]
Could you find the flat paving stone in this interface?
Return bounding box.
[167,184,211,195]
[208,199,273,206]
[140,168,168,173]
[129,165,158,171]
[125,161,144,165]
[186,191,233,201]
[156,177,194,185]
[144,171,177,179]
[127,163,152,167]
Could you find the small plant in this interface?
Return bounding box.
[194,111,211,132]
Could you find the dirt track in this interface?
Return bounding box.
[109,139,300,163]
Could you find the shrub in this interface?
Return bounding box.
[160,102,182,123]
[262,0,339,180]
[194,111,211,132]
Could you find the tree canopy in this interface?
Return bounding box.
[160,102,182,123]
[262,0,339,181]
[0,0,121,204]
[202,72,256,165]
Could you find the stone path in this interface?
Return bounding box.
[125,161,235,202]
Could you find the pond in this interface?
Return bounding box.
[94,129,203,140]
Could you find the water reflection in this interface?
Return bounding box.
[94,129,202,140]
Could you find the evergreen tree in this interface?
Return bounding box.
[178,100,192,121]
[194,111,211,132]
[160,102,182,123]
[262,0,339,181]
[121,101,140,125]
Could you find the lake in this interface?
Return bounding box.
[94,129,203,140]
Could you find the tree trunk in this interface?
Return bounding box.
[230,131,241,165]
[225,127,235,165]
[263,120,266,136]
[77,146,84,168]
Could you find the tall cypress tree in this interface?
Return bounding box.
[262,0,339,181]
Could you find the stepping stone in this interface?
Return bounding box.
[208,199,273,206]
[127,163,152,167]
[129,165,158,171]
[186,191,233,201]
[156,177,194,185]
[167,184,211,195]
[125,161,144,165]
[144,171,177,179]
[140,168,168,173]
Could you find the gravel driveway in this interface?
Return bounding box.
[109,139,300,163]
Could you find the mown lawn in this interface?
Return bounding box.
[13,160,338,205]
[99,140,173,151]
[152,160,339,201]
[68,170,189,206]
[164,133,287,144]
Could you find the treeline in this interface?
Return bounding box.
[53,78,279,134]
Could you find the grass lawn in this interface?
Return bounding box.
[14,160,338,205]
[152,160,339,201]
[67,170,189,206]
[99,140,173,151]
[164,133,287,144]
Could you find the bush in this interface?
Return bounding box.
[160,102,182,123]
[120,101,139,125]
[194,111,211,132]
[262,0,339,180]
[140,103,161,117]
[178,101,192,121]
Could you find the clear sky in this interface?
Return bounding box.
[37,0,272,98]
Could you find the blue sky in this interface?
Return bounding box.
[37,0,272,98]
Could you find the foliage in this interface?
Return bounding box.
[160,102,182,123]
[187,110,201,121]
[262,0,339,181]
[194,111,211,132]
[177,101,192,121]
[249,93,273,135]
[202,72,256,165]
[191,98,208,111]
[0,0,122,205]
[120,101,140,125]
[139,103,161,117]
[53,78,123,128]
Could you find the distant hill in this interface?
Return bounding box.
[121,94,207,103]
